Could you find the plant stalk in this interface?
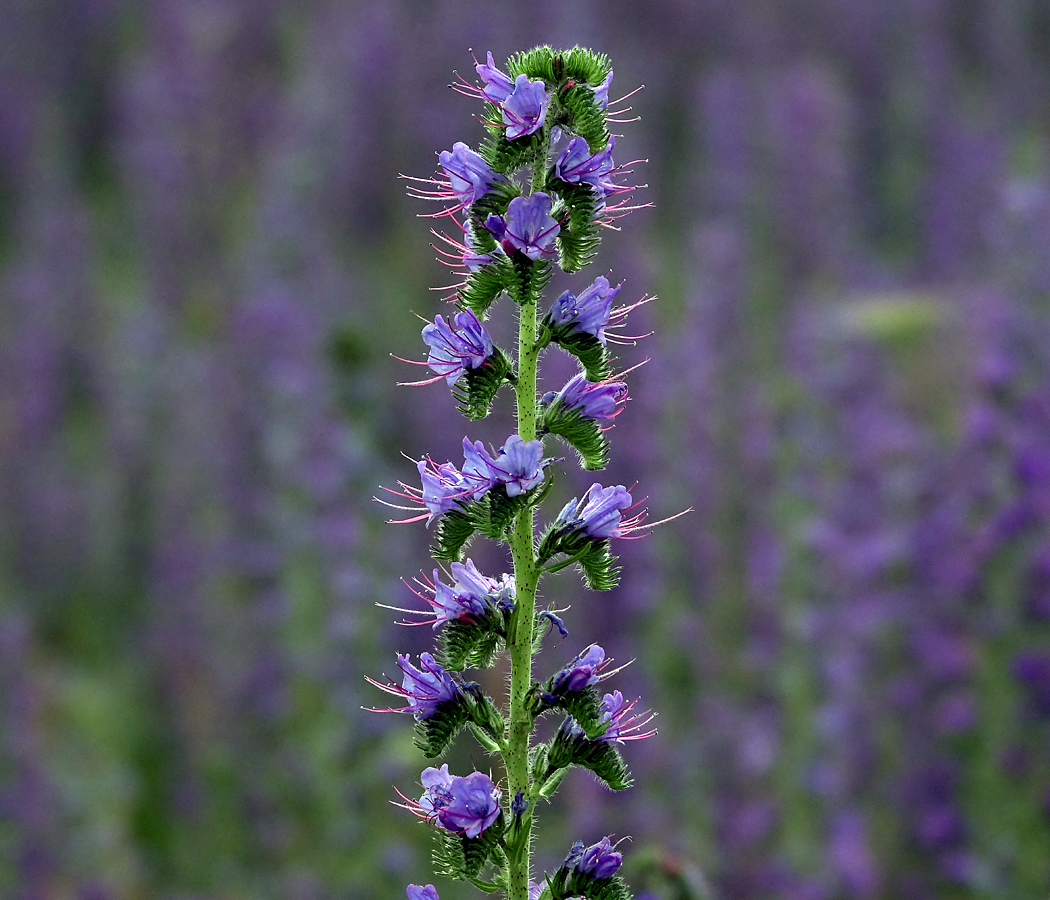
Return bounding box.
[505,133,550,900]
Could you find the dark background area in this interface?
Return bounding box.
[2,1,1050,898]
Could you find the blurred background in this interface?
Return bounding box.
[2,1,1050,898]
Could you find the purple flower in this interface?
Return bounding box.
[576,837,622,879]
[547,276,622,344]
[597,690,657,742]
[591,71,613,109]
[419,763,455,813]
[490,434,549,496]
[367,653,460,720]
[486,193,560,260]
[476,51,514,103]
[398,653,459,719]
[528,882,545,900]
[502,73,551,140]
[554,137,616,196]
[555,483,634,540]
[407,886,439,900]
[438,142,498,208]
[551,643,606,694]
[420,766,502,838]
[422,310,495,385]
[417,459,470,521]
[461,437,499,499]
[541,373,626,421]
[432,559,503,626]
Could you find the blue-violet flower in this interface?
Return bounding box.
[406,885,440,900]
[431,559,508,627]
[490,434,549,496]
[541,372,627,421]
[461,437,500,499]
[591,71,613,109]
[439,142,499,209]
[555,483,634,540]
[502,73,551,140]
[367,652,460,720]
[417,459,471,521]
[576,837,622,879]
[475,51,514,104]
[486,193,560,260]
[422,310,495,386]
[597,690,657,742]
[550,643,607,694]
[547,276,623,344]
[419,765,502,838]
[554,136,616,196]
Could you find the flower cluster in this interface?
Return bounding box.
[372,46,661,900]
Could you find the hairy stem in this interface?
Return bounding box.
[506,294,539,900]
[505,133,550,900]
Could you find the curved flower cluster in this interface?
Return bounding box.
[394,435,550,523]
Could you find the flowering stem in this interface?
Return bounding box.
[506,300,539,900]
[504,130,551,900]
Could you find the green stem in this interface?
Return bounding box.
[505,128,550,900]
[506,298,539,900]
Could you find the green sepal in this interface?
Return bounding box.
[548,179,602,272]
[557,82,611,154]
[540,398,610,470]
[438,617,503,671]
[476,483,537,541]
[453,347,514,420]
[538,764,569,801]
[540,320,612,382]
[544,718,632,792]
[432,813,506,881]
[412,684,504,758]
[546,861,632,900]
[537,686,607,737]
[413,697,470,759]
[507,46,612,113]
[470,178,523,221]
[431,508,478,562]
[432,483,548,562]
[506,253,553,307]
[574,539,621,591]
[531,741,571,801]
[459,259,510,320]
[479,118,544,171]
[537,520,622,591]
[464,684,506,747]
